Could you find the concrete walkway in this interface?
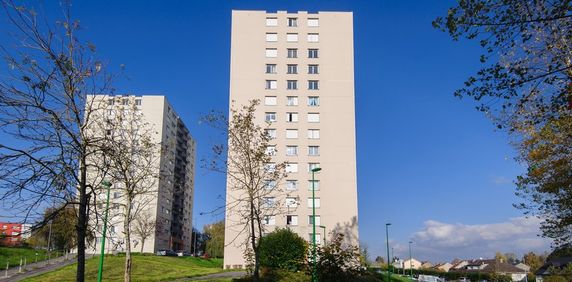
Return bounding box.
[183,271,247,281]
[0,254,86,282]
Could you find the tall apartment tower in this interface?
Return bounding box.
[87,95,196,254]
[224,10,358,268]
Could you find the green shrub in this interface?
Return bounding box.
[315,233,365,282]
[258,228,308,271]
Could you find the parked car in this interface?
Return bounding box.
[176,250,192,257]
[156,249,177,256]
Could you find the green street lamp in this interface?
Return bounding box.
[385,223,391,282]
[319,225,326,246]
[311,167,322,282]
[409,241,414,279]
[97,180,112,282]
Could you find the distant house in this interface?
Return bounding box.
[421,261,434,269]
[535,257,572,282]
[458,259,527,281]
[434,262,453,272]
[400,258,423,270]
[513,262,530,273]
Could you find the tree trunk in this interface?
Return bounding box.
[76,156,88,282]
[140,238,145,253]
[124,200,132,282]
[250,202,259,282]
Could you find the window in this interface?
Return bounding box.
[308,96,320,106]
[264,180,277,190]
[308,33,319,42]
[286,146,298,156]
[110,226,116,233]
[308,113,320,123]
[263,215,276,225]
[266,80,277,90]
[287,96,298,106]
[286,215,298,226]
[308,146,320,156]
[308,180,320,191]
[286,197,298,208]
[266,145,276,156]
[122,99,129,105]
[308,18,319,27]
[286,180,298,190]
[107,99,114,106]
[113,192,120,199]
[287,48,298,58]
[288,17,298,27]
[265,112,276,122]
[266,17,278,26]
[286,112,298,122]
[266,48,278,58]
[264,96,277,105]
[308,215,321,225]
[307,198,321,208]
[287,64,298,74]
[287,33,298,42]
[266,33,278,42]
[263,197,276,208]
[265,129,277,139]
[135,99,142,105]
[307,129,320,139]
[286,129,298,139]
[309,233,322,244]
[286,163,298,173]
[287,80,298,90]
[266,64,277,74]
[308,80,319,90]
[308,64,319,74]
[308,163,320,172]
[308,49,319,58]
[265,163,276,172]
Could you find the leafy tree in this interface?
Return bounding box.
[434,0,572,246]
[204,220,225,258]
[0,1,116,280]
[523,251,546,272]
[258,228,307,271]
[29,206,94,252]
[495,251,508,263]
[201,100,288,281]
[315,233,365,282]
[374,256,385,266]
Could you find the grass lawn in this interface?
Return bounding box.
[0,247,64,268]
[23,255,224,282]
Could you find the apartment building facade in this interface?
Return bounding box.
[224,10,359,268]
[86,95,195,254]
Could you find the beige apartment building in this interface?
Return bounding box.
[224,10,358,268]
[86,95,195,254]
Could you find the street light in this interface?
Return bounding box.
[385,223,391,282]
[319,225,326,246]
[311,167,322,282]
[97,180,112,282]
[409,241,414,278]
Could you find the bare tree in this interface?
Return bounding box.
[132,211,158,253]
[202,100,288,281]
[0,1,115,281]
[88,96,162,282]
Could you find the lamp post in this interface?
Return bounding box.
[319,225,326,245]
[385,223,391,282]
[97,180,112,282]
[311,167,322,282]
[409,241,413,279]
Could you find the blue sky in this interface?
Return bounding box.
[0,1,550,262]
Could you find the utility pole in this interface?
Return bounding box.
[385,223,392,282]
[97,180,112,282]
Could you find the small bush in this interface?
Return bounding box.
[258,228,308,271]
[315,233,365,282]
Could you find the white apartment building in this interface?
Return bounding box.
[86,95,195,254]
[224,10,359,269]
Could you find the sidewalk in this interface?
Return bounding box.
[0,254,83,282]
[182,271,246,281]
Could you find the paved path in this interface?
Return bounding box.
[184,271,247,281]
[0,254,87,282]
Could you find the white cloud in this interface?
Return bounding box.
[410,217,551,262]
[491,175,512,185]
